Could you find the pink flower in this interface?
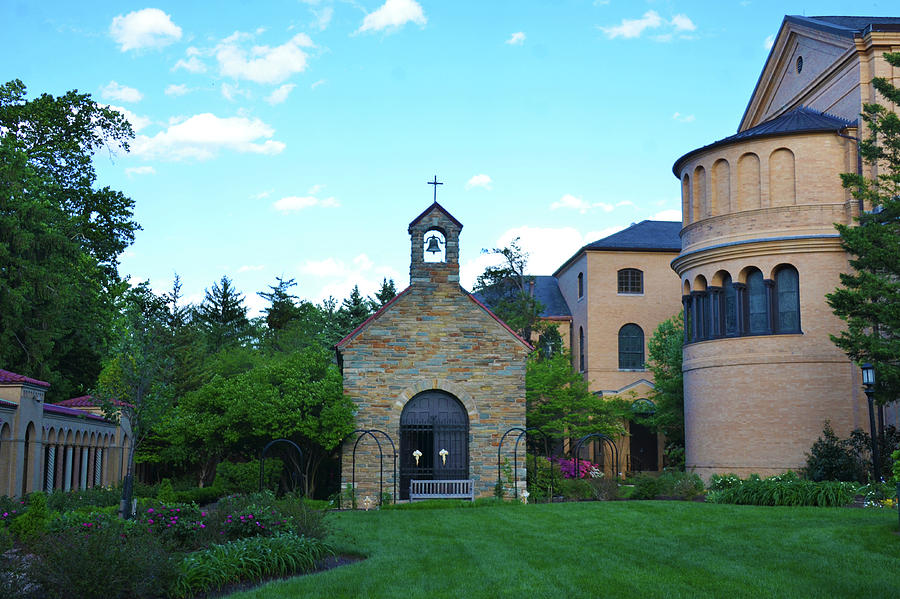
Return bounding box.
[147,508,154,513]
[148,519,154,524]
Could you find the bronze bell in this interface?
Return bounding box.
[425,235,442,254]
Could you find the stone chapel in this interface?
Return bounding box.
[336,202,531,501]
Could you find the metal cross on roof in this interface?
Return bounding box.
[427,175,443,202]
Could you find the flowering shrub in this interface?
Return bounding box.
[550,457,601,479]
[704,472,856,507]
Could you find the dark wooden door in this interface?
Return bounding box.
[399,391,469,499]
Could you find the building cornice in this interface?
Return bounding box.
[671,234,844,275]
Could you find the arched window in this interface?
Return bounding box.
[617,269,643,294]
[775,266,800,333]
[746,269,769,334]
[618,324,644,370]
[577,272,584,298]
[578,326,585,372]
[722,274,738,336]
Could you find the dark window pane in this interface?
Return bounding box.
[618,324,644,369]
[723,276,737,335]
[617,269,643,294]
[776,267,800,332]
[747,271,768,334]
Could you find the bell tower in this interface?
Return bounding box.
[408,201,463,285]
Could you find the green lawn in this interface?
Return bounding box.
[226,501,899,599]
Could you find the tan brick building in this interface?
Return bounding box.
[672,15,900,478]
[336,202,531,501]
[550,222,683,471]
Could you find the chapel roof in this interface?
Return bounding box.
[672,106,853,175]
[408,201,463,233]
[553,220,682,277]
[55,395,128,408]
[43,402,107,422]
[0,368,50,388]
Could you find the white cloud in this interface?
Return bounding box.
[216,32,314,84]
[308,183,326,195]
[221,82,251,101]
[599,10,662,39]
[599,10,696,41]
[300,254,403,304]
[173,56,207,73]
[311,79,326,89]
[101,81,143,103]
[110,8,182,52]
[273,195,339,212]
[105,104,151,132]
[265,83,296,105]
[465,174,492,190]
[313,6,333,31]
[550,194,591,213]
[460,226,586,288]
[238,264,265,273]
[251,190,273,200]
[763,34,775,50]
[550,194,633,214]
[125,166,156,176]
[506,32,526,45]
[672,112,695,123]
[357,0,427,34]
[164,84,190,96]
[131,113,286,161]
[671,14,696,32]
[652,208,682,221]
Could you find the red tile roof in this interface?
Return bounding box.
[56,395,129,409]
[0,369,50,388]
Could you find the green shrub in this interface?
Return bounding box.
[708,473,742,491]
[803,421,868,482]
[892,449,900,483]
[705,472,857,507]
[156,478,177,504]
[28,521,176,599]
[526,455,563,501]
[171,532,332,599]
[559,478,594,501]
[46,485,121,512]
[215,459,283,495]
[275,495,329,540]
[631,474,661,499]
[588,475,619,500]
[657,471,705,499]
[172,486,223,505]
[10,492,52,542]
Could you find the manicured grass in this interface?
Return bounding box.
[225,501,899,599]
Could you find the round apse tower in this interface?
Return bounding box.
[671,107,869,479]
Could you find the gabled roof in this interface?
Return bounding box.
[786,15,900,37]
[335,285,532,352]
[553,220,682,277]
[674,106,853,175]
[408,201,463,233]
[56,395,129,409]
[0,369,50,388]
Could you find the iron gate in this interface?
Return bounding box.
[399,391,469,499]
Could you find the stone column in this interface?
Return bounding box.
[94,448,103,487]
[64,446,74,492]
[80,447,89,490]
[54,444,64,490]
[45,446,56,493]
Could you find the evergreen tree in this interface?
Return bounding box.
[337,285,372,337]
[0,79,137,400]
[258,276,301,332]
[827,51,900,403]
[197,276,250,351]
[370,277,397,309]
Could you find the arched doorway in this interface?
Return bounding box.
[399,390,468,499]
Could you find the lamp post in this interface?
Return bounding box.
[861,363,880,480]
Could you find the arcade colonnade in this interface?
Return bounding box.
[0,371,131,498]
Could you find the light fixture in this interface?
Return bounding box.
[861,362,875,387]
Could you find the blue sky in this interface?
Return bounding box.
[2,0,892,314]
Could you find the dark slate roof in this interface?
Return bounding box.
[553,220,682,277]
[585,220,682,252]
[474,276,572,319]
[532,276,571,318]
[673,107,853,175]
[0,369,50,388]
[787,15,900,36]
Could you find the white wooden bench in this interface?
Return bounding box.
[410,479,475,501]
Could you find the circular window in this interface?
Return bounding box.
[796,56,803,73]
